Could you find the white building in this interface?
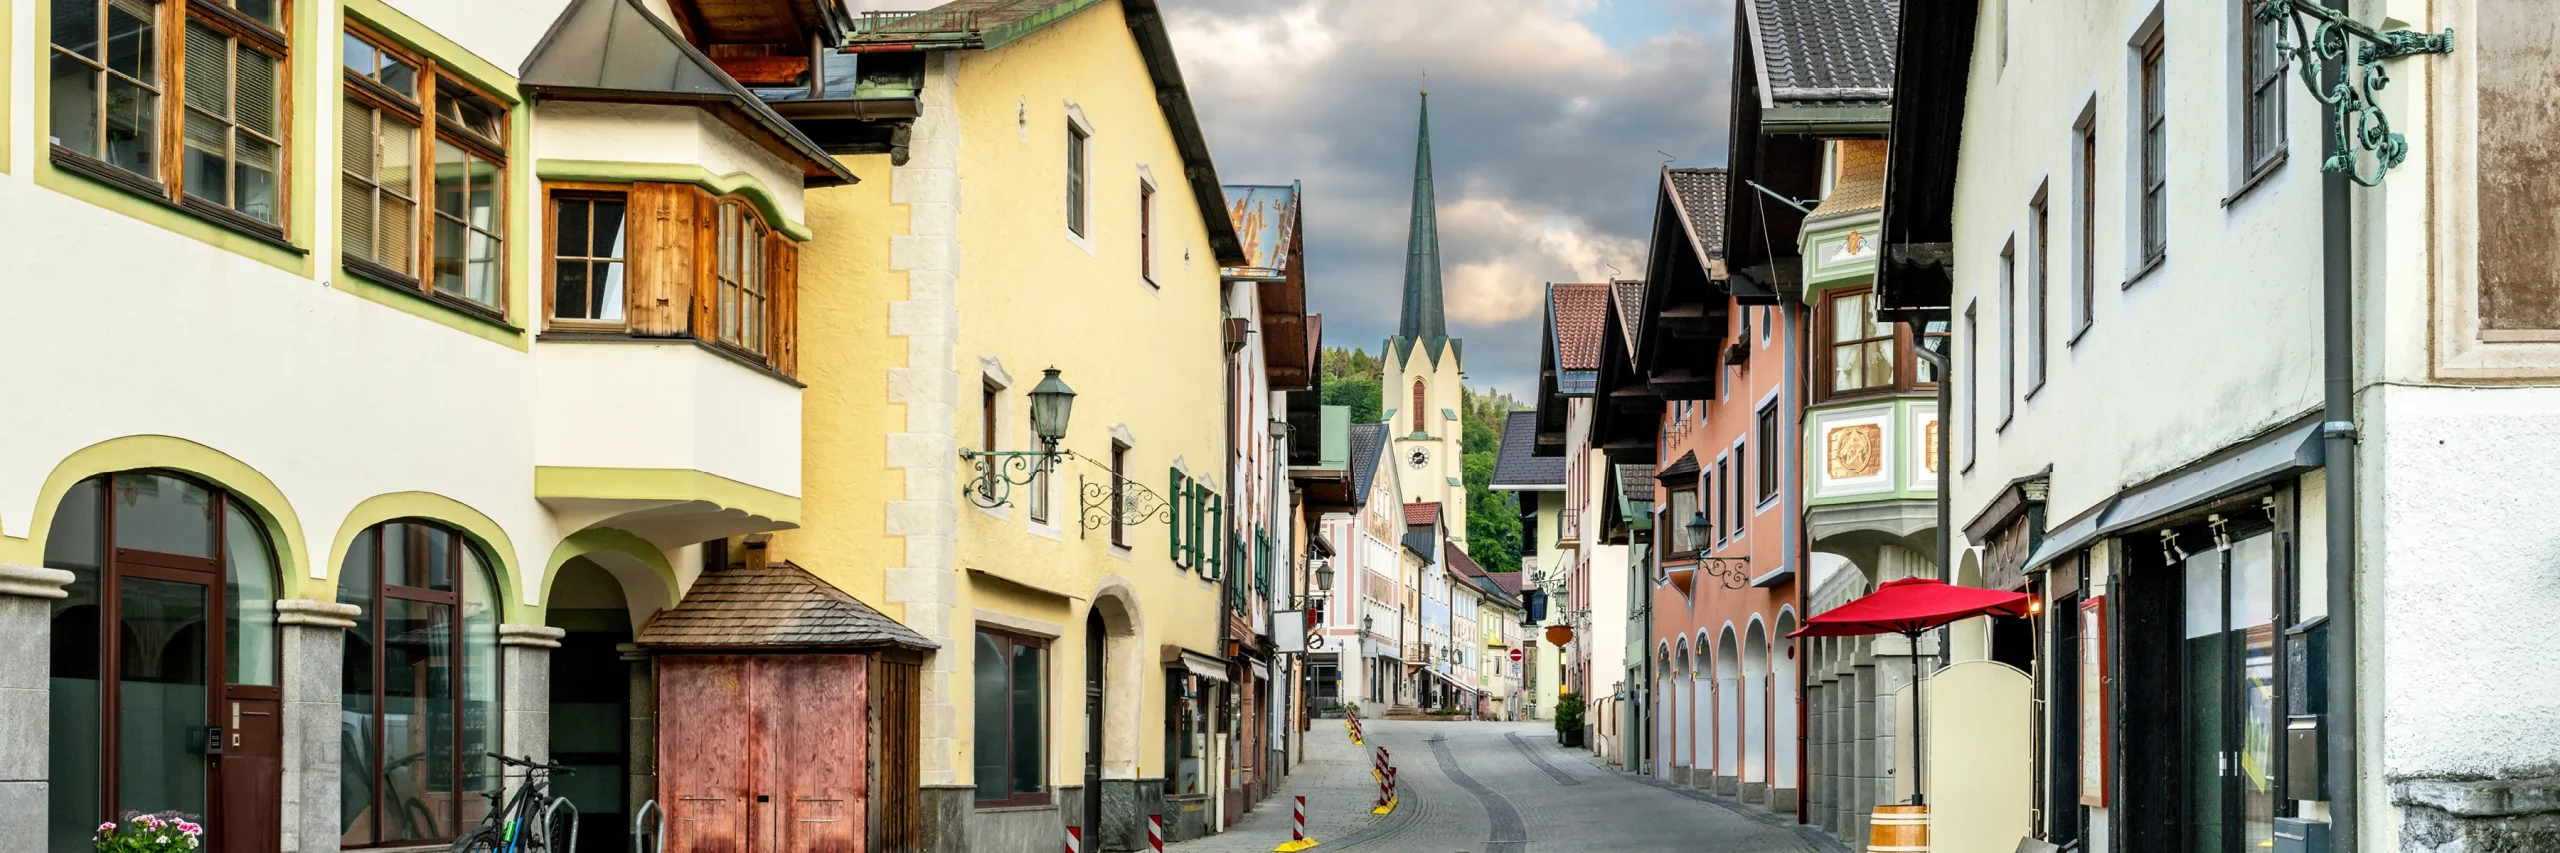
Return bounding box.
[1877,1,2560,851]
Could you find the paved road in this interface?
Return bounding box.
[1167,720,1827,853]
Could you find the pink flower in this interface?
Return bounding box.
[97,822,116,833]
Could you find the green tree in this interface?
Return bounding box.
[1319,346,1385,424]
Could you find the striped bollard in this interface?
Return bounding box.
[1065,825,1082,853]
[1273,795,1318,851]
[1148,815,1165,852]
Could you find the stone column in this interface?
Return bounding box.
[1848,659,1875,843]
[0,564,73,851]
[276,598,360,853]
[620,644,655,824]
[499,625,566,764]
[1805,681,1827,829]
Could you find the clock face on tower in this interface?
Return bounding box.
[1409,447,1431,468]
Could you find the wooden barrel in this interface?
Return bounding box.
[1865,804,1929,853]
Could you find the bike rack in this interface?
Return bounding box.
[632,799,664,853]
[541,796,579,852]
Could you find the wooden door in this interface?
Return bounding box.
[765,656,866,853]
[215,692,281,853]
[660,654,870,853]
[660,656,752,853]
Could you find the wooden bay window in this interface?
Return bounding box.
[50,0,289,234]
[1817,286,1943,403]
[342,24,509,316]
[543,181,802,377]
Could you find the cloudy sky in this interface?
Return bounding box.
[1162,0,1736,399]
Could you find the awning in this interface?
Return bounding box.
[2023,417,2322,572]
[1166,647,1231,684]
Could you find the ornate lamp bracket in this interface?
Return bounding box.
[959,447,1072,509]
[1077,473,1177,533]
[2256,0,2454,187]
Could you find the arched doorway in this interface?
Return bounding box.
[1651,649,1670,781]
[546,558,634,851]
[1716,626,1741,785]
[44,471,283,853]
[1774,611,1800,803]
[1671,641,1689,775]
[1691,631,1710,780]
[1743,621,1770,797]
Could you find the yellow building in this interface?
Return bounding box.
[773,2,1247,850]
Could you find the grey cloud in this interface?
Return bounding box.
[1167,0,1734,400]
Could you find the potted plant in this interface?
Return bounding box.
[1554,691,1585,748]
[95,812,204,852]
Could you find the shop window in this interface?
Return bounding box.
[50,0,289,235]
[44,471,283,851]
[337,519,503,848]
[1167,671,1211,796]
[972,629,1048,806]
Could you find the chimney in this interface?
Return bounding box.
[743,533,772,572]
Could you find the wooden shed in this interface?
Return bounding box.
[635,555,935,852]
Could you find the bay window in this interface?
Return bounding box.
[343,25,508,315]
[715,200,771,356]
[50,0,288,232]
[542,182,802,376]
[1666,485,1701,558]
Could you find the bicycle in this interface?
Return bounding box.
[451,752,578,853]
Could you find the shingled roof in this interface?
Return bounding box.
[1404,502,1441,527]
[1444,541,1487,579]
[1666,169,1729,261]
[634,560,935,651]
[1491,410,1566,489]
[1617,463,1658,503]
[1750,0,1900,107]
[1611,280,1646,361]
[1808,139,1888,220]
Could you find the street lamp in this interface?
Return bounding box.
[1314,556,1335,595]
[960,367,1077,509]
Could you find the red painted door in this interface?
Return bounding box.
[660,656,751,853]
[661,654,870,853]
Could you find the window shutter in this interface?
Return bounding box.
[1168,468,1187,565]
[624,182,699,336]
[692,194,721,341]
[767,233,799,376]
[1205,492,1222,579]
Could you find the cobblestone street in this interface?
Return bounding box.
[1168,721,1828,853]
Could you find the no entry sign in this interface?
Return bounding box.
[1508,647,1525,663]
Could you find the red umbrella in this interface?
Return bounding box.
[1788,577,2032,804]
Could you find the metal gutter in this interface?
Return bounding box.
[1761,106,1892,137]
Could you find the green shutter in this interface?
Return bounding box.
[1205,492,1223,579]
[1168,468,1186,565]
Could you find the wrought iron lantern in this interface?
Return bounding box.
[959,367,1076,509]
[1314,556,1335,595]
[1684,512,1710,541]
[1027,367,1076,446]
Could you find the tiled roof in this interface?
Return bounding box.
[1666,169,1729,261]
[1404,502,1442,527]
[1485,571,1529,597]
[1611,280,1647,360]
[1474,576,1523,611]
[1809,139,1889,220]
[1753,0,1900,106]
[1616,464,1658,503]
[1348,422,1388,505]
[634,560,935,651]
[1551,284,1609,372]
[1491,411,1566,488]
[1444,541,1487,578]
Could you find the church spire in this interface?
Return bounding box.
[1396,91,1448,357]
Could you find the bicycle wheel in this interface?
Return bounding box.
[449,826,501,853]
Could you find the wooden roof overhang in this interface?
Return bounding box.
[1532,297,1572,457]
[634,556,936,656]
[1636,177,1727,402]
[666,0,856,58]
[1592,285,1662,468]
[1874,0,1976,324]
[1720,0,1823,307]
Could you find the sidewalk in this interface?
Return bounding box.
[1164,718,1401,852]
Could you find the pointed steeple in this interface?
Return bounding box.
[1396,92,1448,361]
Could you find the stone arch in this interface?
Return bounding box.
[330,491,526,621]
[1774,608,1801,790]
[1694,628,1714,776]
[1653,643,1673,781]
[1091,576,1147,778]
[1716,623,1742,777]
[1743,617,1771,788]
[20,435,310,597]
[540,527,680,631]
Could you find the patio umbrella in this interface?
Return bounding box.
[1788,577,2031,805]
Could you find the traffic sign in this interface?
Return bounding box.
[1508,647,1525,663]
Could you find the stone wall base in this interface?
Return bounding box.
[2397,776,2560,853]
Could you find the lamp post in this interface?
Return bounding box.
[959,367,1077,508]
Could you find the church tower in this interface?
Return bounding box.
[1383,92,1469,548]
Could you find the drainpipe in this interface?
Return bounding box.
[2318,0,2360,846]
